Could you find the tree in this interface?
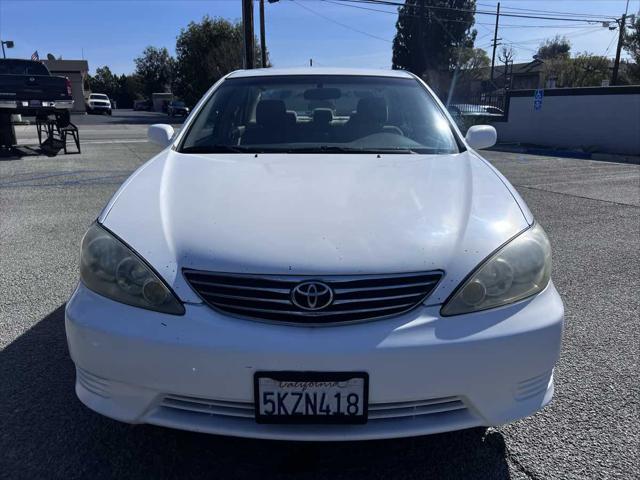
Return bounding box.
[392,0,477,79]
[134,46,175,98]
[87,66,119,97]
[173,16,266,106]
[623,16,640,83]
[542,53,609,88]
[624,16,640,62]
[457,47,490,80]
[536,35,571,60]
[114,74,144,108]
[86,68,143,108]
[498,45,515,65]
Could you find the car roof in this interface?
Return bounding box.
[226,67,415,79]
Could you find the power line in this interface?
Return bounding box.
[497,26,605,55]
[501,27,604,46]
[323,0,611,29]
[291,0,393,43]
[603,30,619,57]
[497,24,608,29]
[476,2,618,20]
[333,0,617,24]
[300,0,623,64]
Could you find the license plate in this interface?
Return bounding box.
[29,100,42,107]
[254,372,368,424]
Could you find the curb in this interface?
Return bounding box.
[489,145,640,165]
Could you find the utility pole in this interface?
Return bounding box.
[612,1,630,85]
[259,0,267,68]
[490,2,500,85]
[241,0,255,69]
[611,14,626,84]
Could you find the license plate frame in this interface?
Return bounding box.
[254,371,369,425]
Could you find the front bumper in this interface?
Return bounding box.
[88,104,111,111]
[65,282,563,441]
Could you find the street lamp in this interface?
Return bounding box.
[1,40,14,59]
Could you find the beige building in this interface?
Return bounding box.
[42,59,89,112]
[152,92,173,112]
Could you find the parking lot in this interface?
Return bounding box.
[1,113,638,479]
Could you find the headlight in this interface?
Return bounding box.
[441,224,551,316]
[80,223,184,315]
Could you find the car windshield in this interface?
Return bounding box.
[180,75,460,154]
[91,94,108,100]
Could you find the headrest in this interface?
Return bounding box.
[313,108,333,125]
[285,110,298,126]
[356,97,387,123]
[256,100,286,124]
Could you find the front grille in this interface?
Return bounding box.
[162,394,254,419]
[159,394,466,422]
[183,270,442,325]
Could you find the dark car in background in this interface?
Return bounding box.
[133,99,152,111]
[167,100,189,117]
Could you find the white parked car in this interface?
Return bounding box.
[86,93,112,115]
[65,68,563,441]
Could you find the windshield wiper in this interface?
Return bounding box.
[180,144,252,154]
[180,145,449,155]
[284,146,416,154]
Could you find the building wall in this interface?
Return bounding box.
[512,74,540,90]
[492,86,640,155]
[152,93,173,112]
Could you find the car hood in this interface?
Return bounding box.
[101,150,530,304]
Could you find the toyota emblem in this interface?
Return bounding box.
[291,281,334,311]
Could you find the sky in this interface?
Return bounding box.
[0,0,637,75]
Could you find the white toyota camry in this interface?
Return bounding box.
[65,68,563,441]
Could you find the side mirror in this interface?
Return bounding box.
[465,125,497,150]
[148,124,175,147]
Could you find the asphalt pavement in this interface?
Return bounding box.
[12,109,185,145]
[71,108,187,126]
[0,123,638,479]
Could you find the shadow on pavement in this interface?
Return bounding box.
[0,145,63,160]
[72,111,186,126]
[0,305,512,479]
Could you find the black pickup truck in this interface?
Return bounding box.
[0,59,74,117]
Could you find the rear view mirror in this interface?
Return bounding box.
[465,125,497,150]
[148,124,175,147]
[303,88,341,101]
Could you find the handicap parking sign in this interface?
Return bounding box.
[534,89,544,111]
